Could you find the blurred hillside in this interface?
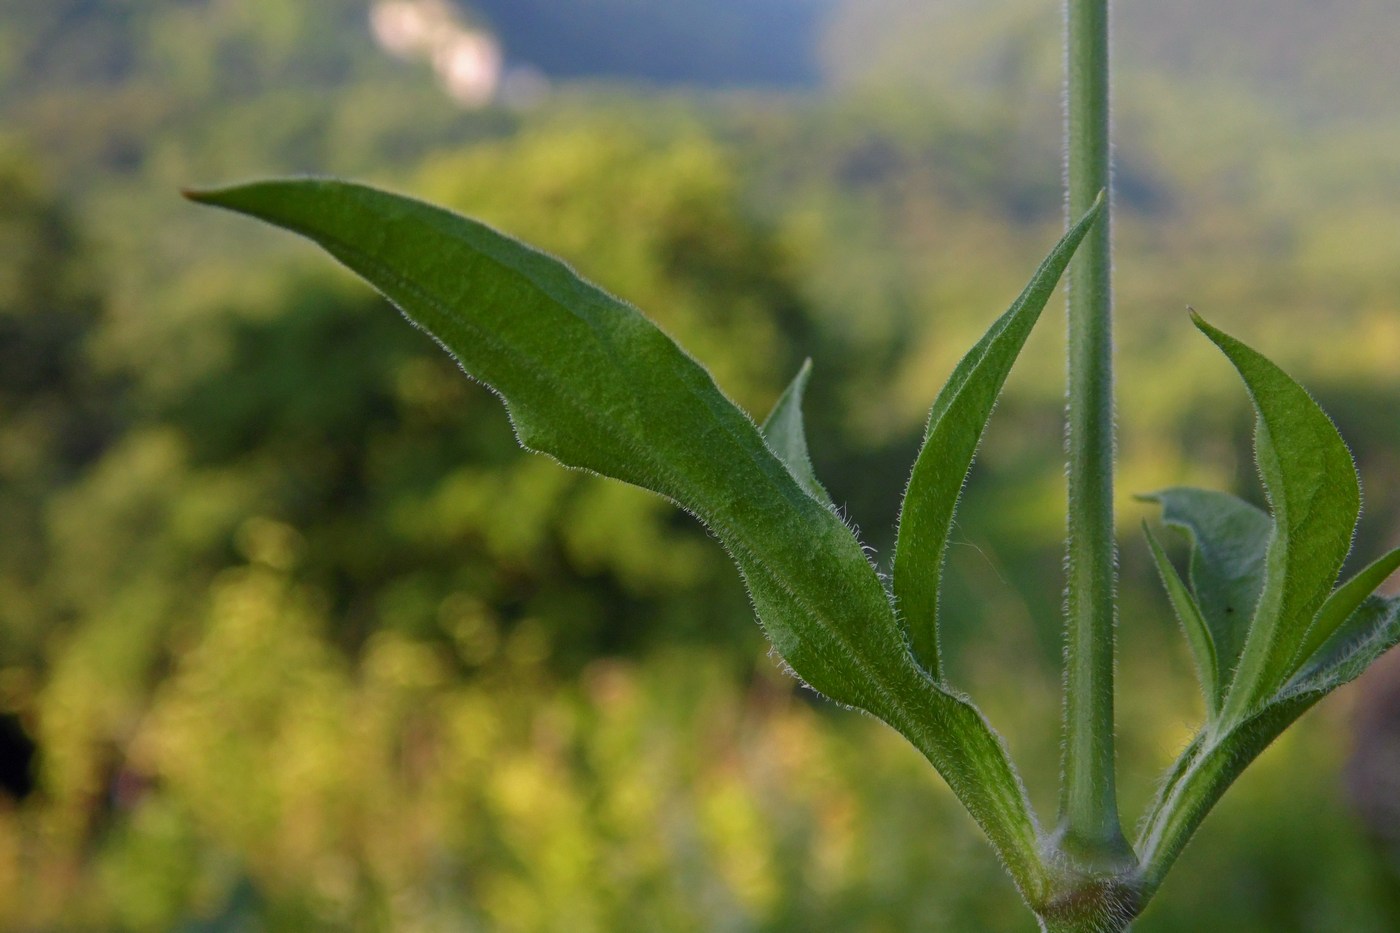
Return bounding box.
[1,1,1399,930]
[824,0,1400,124]
[16,0,1397,111]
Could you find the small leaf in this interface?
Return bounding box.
[892,195,1104,679]
[1192,313,1360,719]
[1138,487,1270,687]
[1289,594,1400,691]
[759,359,832,506]
[1290,547,1400,677]
[1143,522,1220,715]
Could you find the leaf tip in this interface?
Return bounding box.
[1187,307,1237,356]
[181,183,249,211]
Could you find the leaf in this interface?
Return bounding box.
[1192,313,1360,720]
[1138,487,1270,689]
[1137,321,1393,891]
[1289,593,1400,691]
[187,178,887,701]
[1143,522,1220,715]
[892,195,1104,679]
[186,178,1051,896]
[1290,547,1400,677]
[759,359,832,506]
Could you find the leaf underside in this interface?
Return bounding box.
[1138,487,1269,704]
[189,179,900,706]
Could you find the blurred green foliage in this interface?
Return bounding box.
[1,1,1398,930]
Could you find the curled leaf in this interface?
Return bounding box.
[1139,487,1269,696]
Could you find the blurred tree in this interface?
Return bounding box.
[0,151,123,663]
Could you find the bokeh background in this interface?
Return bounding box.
[2,1,1400,929]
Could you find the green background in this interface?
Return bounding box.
[1,1,1398,928]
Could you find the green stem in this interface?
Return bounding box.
[1058,0,1128,865]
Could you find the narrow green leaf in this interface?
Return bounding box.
[1143,522,1220,716]
[1138,487,1270,686]
[759,359,832,506]
[186,178,1052,898]
[1289,594,1400,691]
[1290,547,1400,677]
[893,196,1104,679]
[1192,313,1360,720]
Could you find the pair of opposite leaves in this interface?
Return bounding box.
[188,180,1400,893]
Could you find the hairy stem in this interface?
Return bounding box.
[1058,0,1128,865]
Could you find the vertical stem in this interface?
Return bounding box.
[1059,0,1127,863]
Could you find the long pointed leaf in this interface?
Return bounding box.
[759,359,832,506]
[186,178,1052,897]
[189,178,889,701]
[1139,487,1270,687]
[1144,522,1220,716]
[892,196,1104,679]
[1193,313,1360,720]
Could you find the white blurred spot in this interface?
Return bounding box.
[369,0,532,108]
